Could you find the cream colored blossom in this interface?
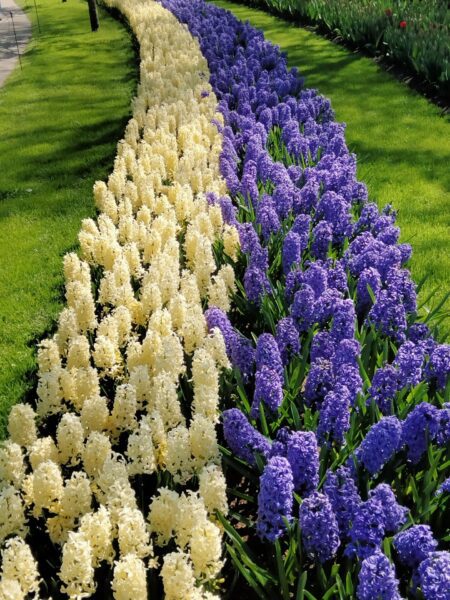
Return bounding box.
[0,486,27,543]
[161,551,196,600]
[112,554,147,600]
[32,460,63,514]
[148,487,179,546]
[128,365,151,410]
[198,465,228,517]
[1,537,40,596]
[36,367,63,416]
[223,225,239,261]
[29,436,59,470]
[149,373,184,430]
[46,515,75,546]
[59,531,95,599]
[66,335,91,369]
[82,432,112,479]
[0,578,23,600]
[126,419,156,476]
[37,338,61,372]
[189,415,220,471]
[0,442,25,487]
[7,404,37,448]
[190,519,223,580]
[60,471,92,519]
[57,413,84,466]
[80,395,109,435]
[165,425,193,484]
[79,507,114,567]
[117,507,152,559]
[110,384,137,434]
[175,492,209,550]
[202,329,230,371]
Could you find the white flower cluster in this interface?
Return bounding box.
[0,1,236,597]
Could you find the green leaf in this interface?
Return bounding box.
[226,544,269,600]
[296,572,307,600]
[275,540,290,600]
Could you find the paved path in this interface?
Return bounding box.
[0,0,31,87]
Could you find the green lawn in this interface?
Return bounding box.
[0,0,136,434]
[211,0,450,335]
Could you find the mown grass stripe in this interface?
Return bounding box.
[0,0,137,434]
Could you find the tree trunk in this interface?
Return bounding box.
[87,0,99,31]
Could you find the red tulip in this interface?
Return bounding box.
[399,20,407,28]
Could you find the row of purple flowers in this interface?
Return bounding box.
[163,1,449,597]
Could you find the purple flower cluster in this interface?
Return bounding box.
[270,429,320,495]
[418,552,450,600]
[317,384,351,445]
[299,492,340,563]
[257,456,294,541]
[357,417,403,475]
[393,525,438,568]
[324,466,361,536]
[223,408,271,467]
[346,484,406,559]
[357,552,402,600]
[401,402,441,464]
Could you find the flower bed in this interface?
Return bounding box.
[0,1,239,597]
[0,0,449,598]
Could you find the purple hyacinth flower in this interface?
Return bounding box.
[367,289,407,343]
[369,484,408,533]
[393,525,438,569]
[332,339,361,370]
[275,317,301,365]
[357,551,402,600]
[418,551,450,600]
[282,231,303,274]
[324,466,361,536]
[287,431,319,495]
[330,299,356,342]
[425,344,450,391]
[394,341,425,388]
[256,456,294,542]
[269,427,292,459]
[311,221,333,260]
[357,417,403,475]
[368,365,400,415]
[255,333,284,381]
[231,334,255,383]
[244,265,271,305]
[291,214,311,245]
[299,492,340,563]
[310,332,335,362]
[317,384,351,445]
[291,285,317,332]
[346,496,385,559]
[238,222,259,255]
[401,402,441,464]
[356,267,382,312]
[223,408,271,467]
[256,194,281,240]
[251,366,284,417]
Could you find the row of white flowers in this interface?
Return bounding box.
[0,1,239,598]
